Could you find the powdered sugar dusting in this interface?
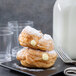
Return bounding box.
[16,47,27,57]
[22,26,43,37]
[43,34,52,40]
[48,50,57,54]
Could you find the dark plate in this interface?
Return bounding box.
[0,58,74,76]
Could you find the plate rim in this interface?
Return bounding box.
[0,62,34,76]
[0,58,66,76]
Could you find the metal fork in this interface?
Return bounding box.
[55,47,76,64]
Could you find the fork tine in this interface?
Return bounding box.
[57,48,70,61]
[57,49,68,61]
[59,47,72,60]
[55,49,66,62]
[56,47,72,62]
[54,43,72,62]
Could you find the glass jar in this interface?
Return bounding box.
[53,0,76,59]
[0,27,13,62]
[8,21,34,60]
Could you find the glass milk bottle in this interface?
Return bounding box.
[53,0,76,59]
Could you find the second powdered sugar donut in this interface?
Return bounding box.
[16,47,57,68]
[18,26,54,51]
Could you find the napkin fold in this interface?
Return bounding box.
[64,67,76,76]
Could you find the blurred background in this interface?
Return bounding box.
[0,0,56,36]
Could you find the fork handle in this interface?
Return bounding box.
[66,61,76,64]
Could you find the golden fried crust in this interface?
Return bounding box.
[19,32,41,49]
[18,26,54,51]
[16,48,57,68]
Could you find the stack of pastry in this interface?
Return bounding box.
[16,26,57,68]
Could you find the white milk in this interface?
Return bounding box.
[53,0,76,59]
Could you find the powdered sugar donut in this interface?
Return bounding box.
[18,26,54,51]
[16,47,57,68]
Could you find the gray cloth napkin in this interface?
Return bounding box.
[64,67,76,76]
